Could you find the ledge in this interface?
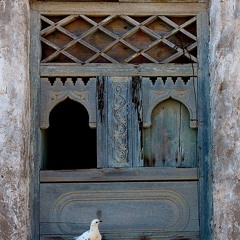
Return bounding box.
[40,167,198,182]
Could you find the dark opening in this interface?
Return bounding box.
[43,98,97,170]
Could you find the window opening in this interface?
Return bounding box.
[42,98,97,170]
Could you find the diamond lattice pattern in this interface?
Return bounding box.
[41,15,197,64]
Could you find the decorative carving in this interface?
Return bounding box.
[112,80,128,166]
[47,184,192,238]
[40,77,96,129]
[97,76,141,168]
[142,77,198,128]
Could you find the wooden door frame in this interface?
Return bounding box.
[197,11,212,240]
[29,2,211,239]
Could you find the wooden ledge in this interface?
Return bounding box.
[40,167,198,182]
[32,2,208,15]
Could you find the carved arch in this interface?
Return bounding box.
[142,77,198,128]
[40,77,97,129]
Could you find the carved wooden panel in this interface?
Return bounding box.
[109,78,130,166]
[142,76,198,128]
[40,77,96,129]
[40,181,199,239]
[40,75,197,168]
[142,77,198,167]
[40,14,197,64]
[97,76,142,167]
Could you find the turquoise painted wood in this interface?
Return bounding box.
[39,78,200,239]
[40,181,199,240]
[197,11,212,240]
[97,76,142,168]
[144,99,197,167]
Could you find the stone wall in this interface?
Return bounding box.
[210,0,240,239]
[0,0,30,239]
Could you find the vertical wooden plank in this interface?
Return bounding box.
[30,8,41,240]
[144,99,197,167]
[197,11,212,240]
[131,76,143,167]
[97,76,108,167]
[180,103,198,167]
[151,99,181,167]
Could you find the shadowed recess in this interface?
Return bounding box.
[43,98,97,170]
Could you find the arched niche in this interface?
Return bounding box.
[143,98,197,168]
[41,98,97,170]
[142,76,198,129]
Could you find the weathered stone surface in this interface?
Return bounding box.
[210,0,240,239]
[0,0,30,239]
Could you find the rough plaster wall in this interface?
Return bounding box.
[210,0,240,239]
[0,0,30,239]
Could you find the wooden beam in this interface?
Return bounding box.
[30,9,41,240]
[40,63,197,77]
[32,2,207,15]
[40,167,198,182]
[197,11,212,240]
[119,0,206,2]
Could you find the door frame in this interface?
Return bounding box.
[29,2,211,239]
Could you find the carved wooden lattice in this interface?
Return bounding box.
[41,15,197,64]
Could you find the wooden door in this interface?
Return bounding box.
[32,2,210,239]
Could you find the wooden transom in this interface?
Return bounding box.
[41,15,197,64]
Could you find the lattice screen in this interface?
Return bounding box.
[41,15,197,64]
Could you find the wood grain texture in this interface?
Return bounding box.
[142,76,198,128]
[97,76,142,168]
[40,63,197,77]
[32,2,207,15]
[40,167,198,182]
[40,181,199,239]
[30,9,41,240]
[143,99,197,167]
[197,11,212,240]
